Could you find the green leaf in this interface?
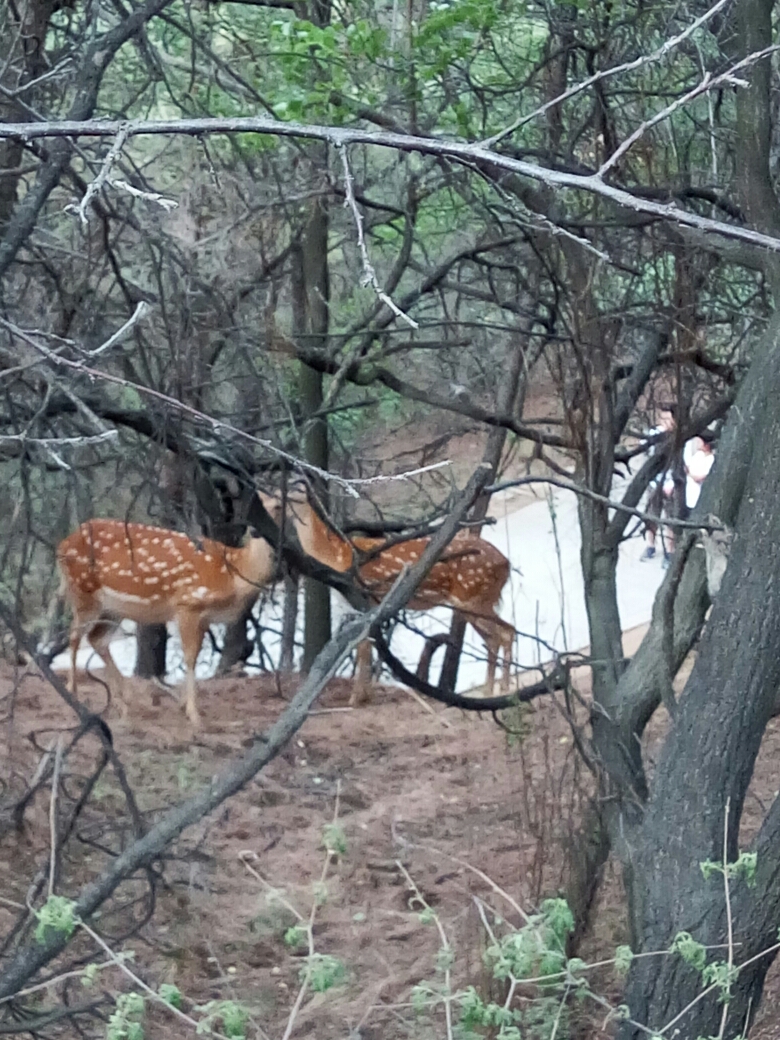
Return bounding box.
[34,895,78,944]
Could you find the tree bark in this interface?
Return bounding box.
[135,624,167,679]
[297,145,332,673]
[619,329,780,1036]
[217,602,255,674]
[438,324,530,691]
[279,568,299,672]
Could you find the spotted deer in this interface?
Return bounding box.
[56,518,276,727]
[260,490,515,704]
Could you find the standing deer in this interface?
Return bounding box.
[260,490,515,704]
[56,518,276,727]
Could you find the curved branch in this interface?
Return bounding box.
[3,115,780,258]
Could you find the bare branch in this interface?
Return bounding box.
[481,0,733,147]
[65,125,131,229]
[487,475,724,533]
[84,301,148,358]
[2,115,780,254]
[598,46,779,178]
[337,144,418,329]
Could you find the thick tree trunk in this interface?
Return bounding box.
[295,0,334,674]
[297,159,331,673]
[620,335,780,1036]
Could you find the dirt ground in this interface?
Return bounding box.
[0,658,601,1039]
[2,645,780,1039]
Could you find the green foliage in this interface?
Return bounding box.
[322,822,347,856]
[284,924,308,949]
[614,944,634,977]
[701,960,739,1003]
[701,851,757,887]
[485,898,573,983]
[107,992,145,1040]
[196,1000,249,1038]
[268,14,388,121]
[302,953,346,992]
[34,895,78,944]
[670,931,707,972]
[418,905,436,925]
[409,898,580,1039]
[82,963,99,987]
[312,880,329,906]
[158,983,183,1009]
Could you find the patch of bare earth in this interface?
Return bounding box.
[3,635,780,1038]
[1,662,597,1038]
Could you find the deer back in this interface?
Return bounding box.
[57,519,269,622]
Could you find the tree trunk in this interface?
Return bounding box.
[217,601,255,674]
[619,336,780,1035]
[135,624,167,679]
[279,568,299,672]
[438,328,530,691]
[297,145,332,673]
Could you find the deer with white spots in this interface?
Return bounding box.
[56,519,276,728]
[260,490,515,704]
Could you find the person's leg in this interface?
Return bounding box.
[642,485,661,559]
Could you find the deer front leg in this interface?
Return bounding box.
[178,611,206,729]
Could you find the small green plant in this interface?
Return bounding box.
[158,983,183,1009]
[82,962,99,987]
[106,992,145,1040]
[485,898,573,984]
[195,999,249,1038]
[302,953,346,992]
[312,880,329,906]
[614,945,634,977]
[283,924,308,949]
[701,959,739,1003]
[34,895,78,944]
[322,822,347,856]
[409,894,579,1039]
[701,850,757,886]
[670,931,707,972]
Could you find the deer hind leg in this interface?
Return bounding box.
[467,616,496,696]
[68,619,82,695]
[497,619,515,694]
[85,620,127,714]
[472,613,514,696]
[350,639,373,707]
[177,611,207,729]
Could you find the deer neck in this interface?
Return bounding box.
[293,504,353,572]
[229,535,274,592]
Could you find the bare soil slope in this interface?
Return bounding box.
[2,657,780,1038]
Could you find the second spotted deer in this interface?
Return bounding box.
[261,489,515,704]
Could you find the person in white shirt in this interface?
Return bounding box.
[685,434,715,509]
